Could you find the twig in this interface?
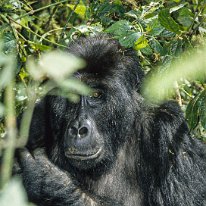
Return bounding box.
[174,81,182,106]
[8,16,67,48]
[17,85,38,148]
[3,0,70,26]
[60,0,80,41]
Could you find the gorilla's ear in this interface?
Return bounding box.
[17,99,46,150]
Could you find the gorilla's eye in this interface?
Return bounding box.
[90,91,102,99]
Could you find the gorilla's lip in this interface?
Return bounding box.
[65,147,102,160]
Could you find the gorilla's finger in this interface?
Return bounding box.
[17,148,35,169]
[33,148,46,156]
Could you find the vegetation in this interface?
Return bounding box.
[0,0,205,205]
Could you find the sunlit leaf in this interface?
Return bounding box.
[134,36,148,50]
[67,4,87,19]
[170,3,186,13]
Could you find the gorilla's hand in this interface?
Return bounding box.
[18,148,77,205]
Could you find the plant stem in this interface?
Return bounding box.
[0,81,17,188]
[17,85,38,148]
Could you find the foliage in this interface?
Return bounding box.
[0,0,206,204]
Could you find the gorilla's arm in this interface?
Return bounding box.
[140,101,206,205]
[18,149,121,206]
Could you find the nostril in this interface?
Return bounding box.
[69,127,78,136]
[78,127,89,138]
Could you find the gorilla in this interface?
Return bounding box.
[17,35,206,206]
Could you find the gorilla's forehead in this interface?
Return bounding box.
[74,71,120,89]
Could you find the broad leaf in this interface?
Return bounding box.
[158,9,181,34]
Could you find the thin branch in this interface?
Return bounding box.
[60,0,80,41]
[1,0,69,30]
[0,81,17,188]
[8,16,67,48]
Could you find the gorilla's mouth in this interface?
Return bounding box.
[65,147,102,160]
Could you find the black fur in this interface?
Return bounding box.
[17,35,206,206]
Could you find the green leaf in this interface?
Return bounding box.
[67,4,87,19]
[199,90,206,129]
[177,8,194,28]
[125,10,141,19]
[146,18,165,36]
[0,32,17,54]
[186,94,200,130]
[186,90,206,130]
[134,35,148,50]
[105,20,132,37]
[150,39,165,55]
[114,0,122,5]
[119,32,141,48]
[158,9,181,34]
[141,45,153,56]
[106,20,140,48]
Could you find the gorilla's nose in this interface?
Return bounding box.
[68,120,91,139]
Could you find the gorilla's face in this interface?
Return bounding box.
[48,72,136,170]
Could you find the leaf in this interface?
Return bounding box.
[106,20,140,48]
[0,43,16,89]
[114,0,122,5]
[170,39,183,56]
[125,10,141,19]
[158,9,181,34]
[105,20,132,37]
[150,39,165,55]
[146,18,165,36]
[119,32,141,48]
[67,4,87,19]
[177,8,194,28]
[170,3,186,13]
[186,90,206,130]
[199,90,206,129]
[58,78,92,96]
[27,50,85,81]
[134,35,148,50]
[141,45,153,56]
[186,94,200,130]
[2,32,17,54]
